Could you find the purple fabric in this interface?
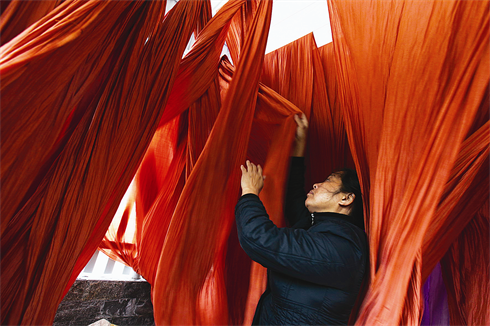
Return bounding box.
[421,262,450,326]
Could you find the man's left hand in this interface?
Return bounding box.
[240,160,265,196]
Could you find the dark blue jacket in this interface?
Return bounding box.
[235,158,368,325]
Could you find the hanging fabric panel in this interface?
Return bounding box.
[152,1,273,324]
[225,0,259,65]
[328,0,489,325]
[1,0,143,236]
[422,122,490,278]
[96,0,239,284]
[0,0,62,45]
[421,121,489,326]
[99,114,188,284]
[316,43,355,173]
[2,1,161,322]
[441,201,489,325]
[159,0,246,126]
[63,0,212,297]
[96,0,245,293]
[0,0,206,324]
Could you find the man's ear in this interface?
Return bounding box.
[339,193,355,207]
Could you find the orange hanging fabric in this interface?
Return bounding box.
[0,0,62,45]
[97,0,244,285]
[152,1,273,323]
[225,0,259,66]
[63,0,212,298]
[441,200,489,325]
[423,122,490,278]
[328,0,489,325]
[1,0,206,324]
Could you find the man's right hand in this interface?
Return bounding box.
[292,113,308,157]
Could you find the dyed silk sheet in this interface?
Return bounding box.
[1,0,488,325]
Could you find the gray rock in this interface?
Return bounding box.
[54,280,154,326]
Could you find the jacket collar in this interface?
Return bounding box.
[312,211,365,231]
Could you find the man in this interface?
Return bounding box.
[235,114,368,325]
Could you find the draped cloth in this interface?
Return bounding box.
[328,1,489,325]
[1,0,488,325]
[1,0,210,324]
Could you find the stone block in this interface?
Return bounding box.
[54,280,154,326]
[54,301,103,324]
[122,281,152,299]
[109,315,155,326]
[101,299,132,316]
[134,299,153,315]
[84,281,126,301]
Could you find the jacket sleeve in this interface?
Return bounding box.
[235,194,361,288]
[284,157,310,228]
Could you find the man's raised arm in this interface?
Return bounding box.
[284,114,310,227]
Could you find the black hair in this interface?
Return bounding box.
[337,168,364,228]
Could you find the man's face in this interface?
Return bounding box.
[305,172,344,213]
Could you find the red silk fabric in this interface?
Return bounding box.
[328,1,489,325]
[1,0,488,325]
[1,0,209,323]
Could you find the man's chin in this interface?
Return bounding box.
[305,201,313,213]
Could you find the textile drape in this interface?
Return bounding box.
[441,200,489,325]
[94,0,244,286]
[0,0,63,45]
[151,2,273,320]
[1,0,209,324]
[328,0,489,325]
[1,0,488,325]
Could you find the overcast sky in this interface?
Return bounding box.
[165,0,332,54]
[212,0,333,53]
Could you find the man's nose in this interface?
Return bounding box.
[313,184,318,189]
